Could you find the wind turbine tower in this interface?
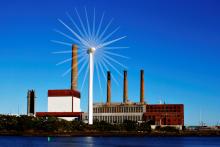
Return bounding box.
[87,47,96,125]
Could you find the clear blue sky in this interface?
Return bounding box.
[0,0,220,126]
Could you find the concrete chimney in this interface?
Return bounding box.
[107,71,111,105]
[71,44,78,90]
[140,70,145,104]
[123,70,128,103]
[27,90,36,116]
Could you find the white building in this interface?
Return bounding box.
[36,89,82,121]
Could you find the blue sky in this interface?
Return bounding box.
[0,0,220,125]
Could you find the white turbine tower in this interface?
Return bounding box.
[87,47,96,124]
[52,8,129,125]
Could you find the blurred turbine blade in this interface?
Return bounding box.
[95,12,105,39]
[99,58,119,86]
[103,50,130,59]
[75,8,89,38]
[101,27,120,43]
[52,48,85,54]
[51,40,72,46]
[52,50,72,54]
[56,52,84,66]
[98,18,114,40]
[97,36,126,49]
[66,12,86,39]
[84,7,91,37]
[58,19,89,47]
[95,62,103,103]
[102,46,130,50]
[103,53,127,69]
[80,64,89,91]
[102,56,123,78]
[62,55,87,76]
[73,58,88,81]
[97,60,106,79]
[92,8,96,37]
[54,29,81,45]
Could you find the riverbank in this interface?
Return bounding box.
[1,130,220,137]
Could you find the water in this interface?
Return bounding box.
[0,136,220,147]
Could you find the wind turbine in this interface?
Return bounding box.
[52,8,129,125]
[87,47,96,124]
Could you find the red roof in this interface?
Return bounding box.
[36,112,83,117]
[48,89,80,98]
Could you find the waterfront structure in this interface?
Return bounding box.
[36,45,83,120]
[35,44,184,126]
[83,70,184,127]
[91,103,145,123]
[143,104,184,125]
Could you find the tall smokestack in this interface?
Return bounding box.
[71,44,78,90]
[107,71,111,105]
[123,70,128,103]
[140,70,145,104]
[27,90,36,116]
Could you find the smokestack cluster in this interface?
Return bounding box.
[107,71,111,105]
[140,70,145,104]
[27,90,36,116]
[123,70,128,104]
[71,44,78,90]
[105,70,145,105]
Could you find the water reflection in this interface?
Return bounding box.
[0,136,220,147]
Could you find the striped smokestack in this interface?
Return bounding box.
[123,70,128,103]
[107,71,111,105]
[71,44,78,90]
[140,70,145,104]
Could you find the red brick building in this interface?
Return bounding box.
[143,104,184,125]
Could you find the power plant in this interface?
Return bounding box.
[35,44,184,128]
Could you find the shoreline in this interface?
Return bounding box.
[1,130,220,137]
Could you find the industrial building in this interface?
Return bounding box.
[36,45,83,120]
[84,70,184,127]
[35,44,184,127]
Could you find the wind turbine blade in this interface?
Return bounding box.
[53,29,81,45]
[102,46,130,50]
[62,55,87,76]
[52,50,72,54]
[101,56,123,78]
[74,8,89,39]
[99,58,119,86]
[72,58,88,81]
[103,50,130,59]
[98,18,114,40]
[84,7,91,37]
[51,40,72,46]
[80,65,89,91]
[66,12,86,39]
[101,27,120,43]
[95,12,105,39]
[52,49,85,54]
[92,8,96,37]
[95,62,103,103]
[58,19,89,47]
[56,52,85,66]
[103,53,127,69]
[96,36,126,49]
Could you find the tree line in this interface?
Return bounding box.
[0,115,152,132]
